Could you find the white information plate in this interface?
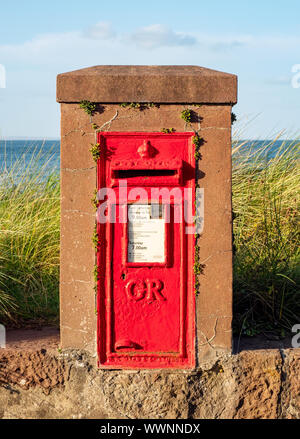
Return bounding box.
[127,204,165,263]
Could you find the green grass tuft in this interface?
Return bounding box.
[0,145,60,326]
[232,137,300,336]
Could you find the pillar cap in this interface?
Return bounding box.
[57,65,237,104]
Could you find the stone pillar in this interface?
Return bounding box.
[56,65,237,363]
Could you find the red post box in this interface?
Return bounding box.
[97,132,195,368]
[57,65,237,367]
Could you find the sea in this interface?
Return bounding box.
[0,140,60,176]
[0,139,298,174]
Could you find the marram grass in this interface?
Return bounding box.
[232,137,299,336]
[0,145,60,325]
[0,137,299,336]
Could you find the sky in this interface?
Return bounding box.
[0,0,299,139]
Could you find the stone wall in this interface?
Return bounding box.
[57,66,237,363]
[0,346,299,419]
[59,102,233,360]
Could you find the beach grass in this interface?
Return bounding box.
[0,145,60,326]
[0,137,299,336]
[232,136,299,336]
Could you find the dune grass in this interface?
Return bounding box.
[0,145,60,326]
[232,137,300,336]
[0,137,299,336]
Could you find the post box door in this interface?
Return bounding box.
[97,132,195,369]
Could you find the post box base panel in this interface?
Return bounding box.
[97,132,195,369]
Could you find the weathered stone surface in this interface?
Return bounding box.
[0,346,299,419]
[280,349,300,418]
[0,350,69,396]
[233,350,282,419]
[57,65,237,104]
[59,103,233,361]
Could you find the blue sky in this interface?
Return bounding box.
[0,0,299,139]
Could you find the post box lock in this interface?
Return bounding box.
[97,132,195,369]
